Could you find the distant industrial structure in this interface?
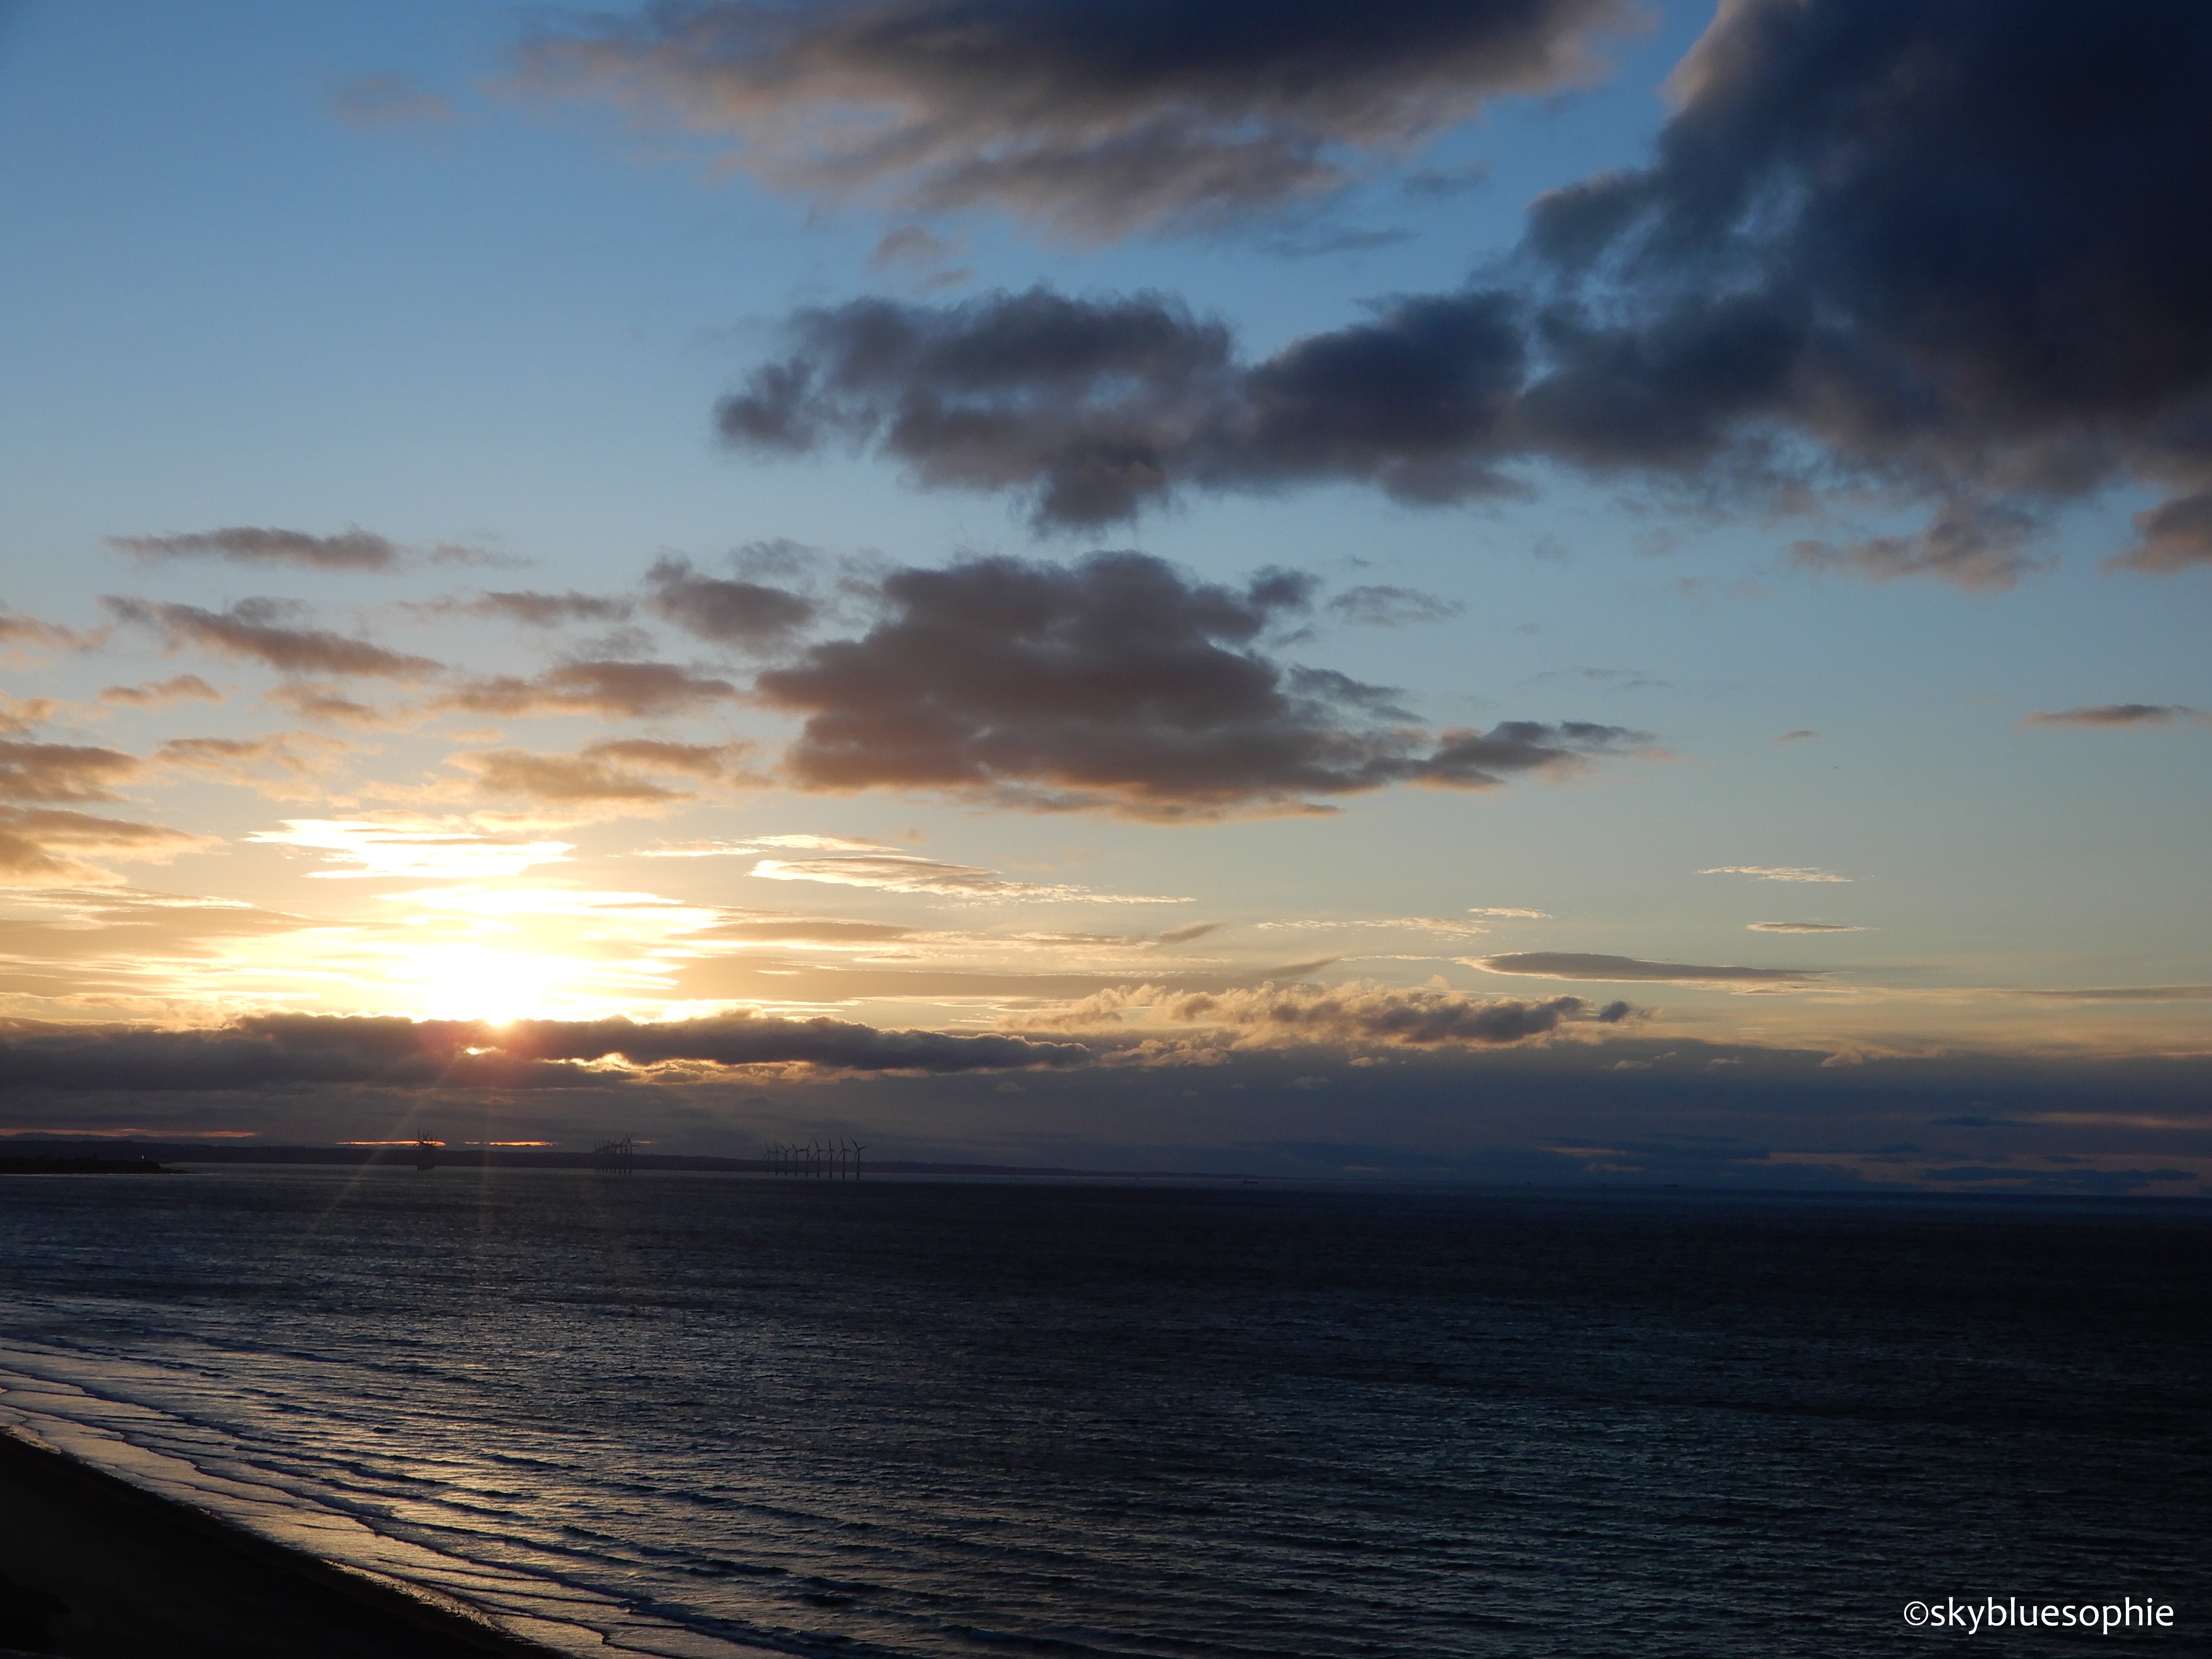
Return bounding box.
[763,1138,867,1179]
[592,1134,636,1175]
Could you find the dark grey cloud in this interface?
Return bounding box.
[108,527,403,571]
[104,597,443,678]
[1473,952,1828,987]
[716,285,1528,528]
[444,659,741,718]
[751,551,1647,818]
[1147,980,1633,1045]
[521,0,1633,240]
[644,556,818,649]
[719,1,2212,580]
[2021,703,2203,729]
[0,1010,1089,1093]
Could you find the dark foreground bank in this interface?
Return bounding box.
[0,1428,557,1659]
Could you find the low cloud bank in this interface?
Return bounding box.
[0,1012,1090,1092]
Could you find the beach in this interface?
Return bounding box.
[0,1427,554,1659]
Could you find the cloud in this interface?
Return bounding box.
[444,659,741,718]
[1031,977,1633,1046]
[1513,0,2212,584]
[715,286,1531,528]
[751,551,1647,818]
[1775,729,1819,744]
[692,915,920,946]
[715,2,2212,577]
[1746,921,1863,934]
[0,608,96,655]
[332,74,459,128]
[1468,906,1549,919]
[152,734,348,799]
[108,526,403,571]
[1257,915,1492,938]
[2108,490,2212,573]
[2021,703,2203,729]
[643,556,817,649]
[869,225,974,290]
[0,741,142,803]
[449,590,636,627]
[0,807,211,886]
[248,819,574,880]
[263,683,397,726]
[0,697,60,735]
[520,0,1635,241]
[1325,584,1464,626]
[2018,984,2212,1003]
[99,675,223,708]
[1470,952,1828,987]
[452,740,757,803]
[104,597,442,678]
[1787,502,2049,594]
[0,1010,1088,1093]
[751,850,1188,903]
[1699,865,1849,883]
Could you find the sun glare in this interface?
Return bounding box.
[379,943,583,1023]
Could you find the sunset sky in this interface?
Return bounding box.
[2,0,2207,1188]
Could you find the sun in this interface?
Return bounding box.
[378,943,581,1023]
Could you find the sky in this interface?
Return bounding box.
[0,0,2207,1190]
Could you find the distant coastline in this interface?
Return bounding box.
[0,1140,1127,1178]
[0,1155,169,1176]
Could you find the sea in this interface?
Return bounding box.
[0,1168,2206,1658]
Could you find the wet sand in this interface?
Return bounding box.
[0,1428,558,1659]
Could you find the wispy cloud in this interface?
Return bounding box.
[1746,921,1864,934]
[99,675,223,708]
[1257,916,1490,938]
[248,819,573,880]
[751,851,1189,904]
[105,597,442,678]
[1700,865,1850,884]
[1470,952,1828,987]
[2021,703,2204,729]
[331,74,459,129]
[0,740,143,803]
[109,526,402,571]
[0,807,213,886]
[444,660,740,719]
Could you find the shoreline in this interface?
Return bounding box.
[0,1427,563,1659]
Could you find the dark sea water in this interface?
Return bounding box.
[0,1169,2206,1658]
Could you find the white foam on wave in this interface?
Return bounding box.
[0,1347,777,1659]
